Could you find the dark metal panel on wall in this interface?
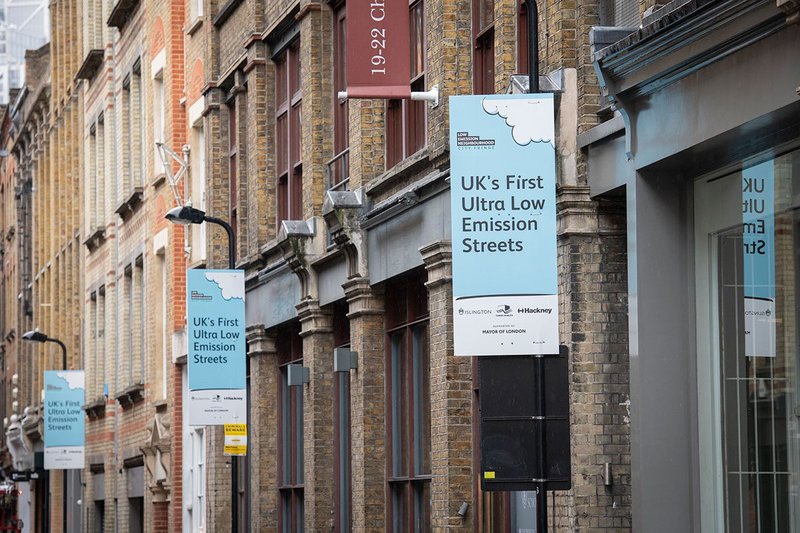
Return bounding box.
[318,255,347,306]
[246,265,300,329]
[367,191,451,284]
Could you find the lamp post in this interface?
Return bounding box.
[166,205,242,532]
[21,329,68,533]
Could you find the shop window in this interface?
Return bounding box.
[694,149,800,532]
[329,5,349,191]
[278,323,304,533]
[385,271,430,532]
[473,0,495,94]
[275,39,303,226]
[386,0,425,169]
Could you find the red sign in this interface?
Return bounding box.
[346,0,410,99]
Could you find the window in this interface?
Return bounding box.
[227,99,239,238]
[278,324,304,533]
[385,272,431,533]
[189,0,203,20]
[473,0,495,93]
[329,5,349,191]
[694,149,800,532]
[121,62,144,200]
[124,257,145,385]
[386,0,425,168]
[89,287,106,398]
[333,301,352,532]
[183,366,206,533]
[516,0,528,75]
[155,251,167,400]
[153,71,165,175]
[190,124,207,262]
[87,114,106,233]
[275,39,303,225]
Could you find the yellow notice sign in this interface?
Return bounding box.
[483,471,496,479]
[224,424,248,456]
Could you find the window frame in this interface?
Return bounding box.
[385,272,431,533]
[473,0,495,94]
[277,324,304,533]
[385,0,426,169]
[275,39,303,226]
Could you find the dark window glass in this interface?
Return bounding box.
[276,39,303,226]
[278,323,304,533]
[385,0,426,169]
[385,272,431,533]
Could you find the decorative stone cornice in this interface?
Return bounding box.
[296,299,333,336]
[420,241,452,289]
[246,324,277,357]
[343,277,384,318]
[142,406,171,502]
[278,218,325,299]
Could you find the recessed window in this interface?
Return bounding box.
[275,39,303,226]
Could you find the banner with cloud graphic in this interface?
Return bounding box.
[449,94,558,356]
[44,370,85,469]
[187,269,247,426]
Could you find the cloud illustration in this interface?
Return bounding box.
[206,272,244,300]
[56,371,84,391]
[482,98,554,146]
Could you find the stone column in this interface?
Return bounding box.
[420,241,474,531]
[246,325,279,532]
[343,277,386,533]
[297,299,335,531]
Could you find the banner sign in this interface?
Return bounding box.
[187,269,247,425]
[449,94,558,356]
[742,161,776,357]
[223,424,248,456]
[44,370,85,470]
[346,0,410,98]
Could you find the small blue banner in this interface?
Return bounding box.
[44,370,85,469]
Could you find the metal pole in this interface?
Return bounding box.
[204,216,240,532]
[525,0,539,93]
[49,337,69,533]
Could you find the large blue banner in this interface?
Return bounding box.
[187,269,247,425]
[449,94,558,356]
[44,370,85,469]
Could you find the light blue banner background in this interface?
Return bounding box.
[44,370,85,447]
[188,269,246,391]
[742,160,775,300]
[449,94,557,298]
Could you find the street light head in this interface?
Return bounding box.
[21,330,48,343]
[165,205,206,225]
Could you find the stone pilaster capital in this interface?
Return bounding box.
[296,298,334,336]
[343,277,384,318]
[246,324,277,357]
[420,241,452,288]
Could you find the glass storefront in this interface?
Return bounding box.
[696,148,800,532]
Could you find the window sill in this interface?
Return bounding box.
[366,147,430,196]
[151,172,167,189]
[115,382,145,409]
[83,226,107,251]
[187,16,203,36]
[83,396,107,419]
[115,187,145,221]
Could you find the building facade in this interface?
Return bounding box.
[3,0,796,531]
